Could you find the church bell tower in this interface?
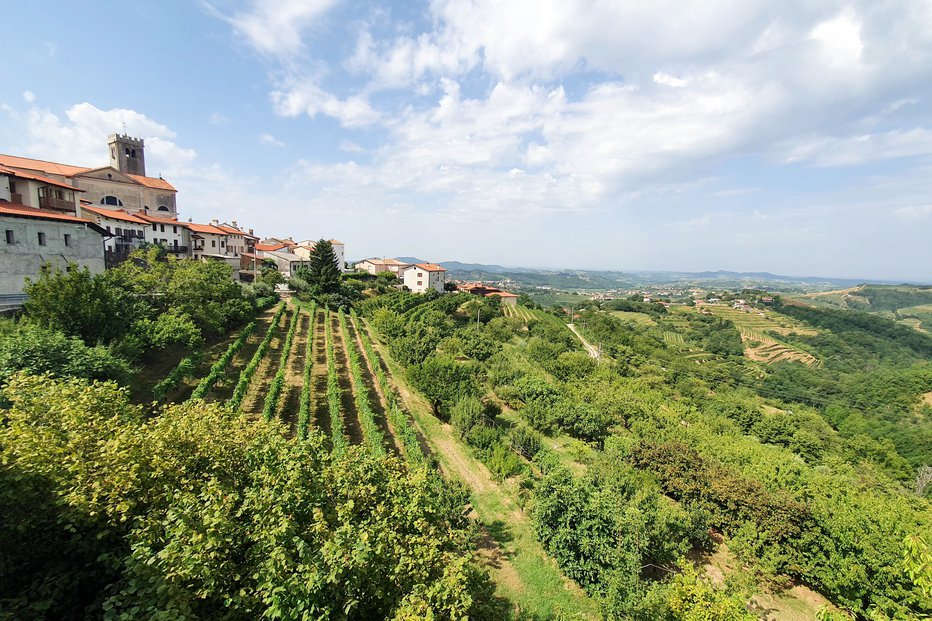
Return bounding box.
[108,134,146,176]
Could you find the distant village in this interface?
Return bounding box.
[0,134,520,306]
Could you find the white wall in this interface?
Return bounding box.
[0,216,106,294]
[403,267,446,293]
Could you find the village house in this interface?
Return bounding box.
[0,202,109,295]
[263,249,312,278]
[355,257,412,276]
[188,222,229,259]
[81,206,150,267]
[0,134,178,217]
[458,282,519,306]
[402,263,447,293]
[293,239,347,271]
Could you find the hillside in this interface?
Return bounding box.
[790,284,932,332]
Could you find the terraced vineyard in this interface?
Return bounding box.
[157,300,433,470]
[148,298,599,617]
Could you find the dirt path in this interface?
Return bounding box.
[331,313,363,445]
[279,309,309,436]
[347,316,403,456]
[309,310,330,442]
[207,307,279,404]
[241,306,290,415]
[360,319,597,619]
[357,320,433,459]
[567,323,601,359]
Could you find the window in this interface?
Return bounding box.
[417,272,423,277]
[138,229,143,237]
[115,227,123,236]
[9,181,17,194]
[37,232,46,246]
[106,226,111,233]
[64,234,71,247]
[5,230,13,244]
[101,195,122,206]
[211,240,216,248]
[417,280,423,286]
[157,205,169,212]
[173,226,177,233]
[160,224,165,232]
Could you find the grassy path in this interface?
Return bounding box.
[279,308,309,435]
[309,309,331,442]
[361,319,599,620]
[330,311,363,445]
[241,306,290,415]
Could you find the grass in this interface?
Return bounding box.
[611,310,656,326]
[366,321,598,620]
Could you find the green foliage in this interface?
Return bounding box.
[324,309,348,453]
[0,373,495,620]
[352,311,428,467]
[24,263,139,345]
[228,303,286,411]
[296,239,341,297]
[340,309,385,456]
[297,303,317,440]
[260,304,300,421]
[152,351,203,402]
[408,355,479,417]
[189,319,259,401]
[0,319,132,386]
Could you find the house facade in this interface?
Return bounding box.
[188,222,229,259]
[0,203,108,295]
[402,263,446,293]
[264,250,311,277]
[294,239,347,271]
[356,257,412,276]
[81,206,150,267]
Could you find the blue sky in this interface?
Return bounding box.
[2,0,931,281]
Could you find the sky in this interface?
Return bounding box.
[1,1,931,281]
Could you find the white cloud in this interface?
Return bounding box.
[270,76,380,127]
[894,204,932,219]
[22,91,36,104]
[810,9,863,68]
[223,0,337,59]
[339,139,366,153]
[781,129,932,166]
[209,112,229,125]
[259,132,285,147]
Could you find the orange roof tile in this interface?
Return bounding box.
[134,212,181,224]
[127,174,176,191]
[82,205,150,225]
[0,202,107,234]
[0,166,84,192]
[414,263,446,272]
[0,154,177,191]
[187,222,227,235]
[485,291,518,298]
[256,242,287,252]
[0,153,90,177]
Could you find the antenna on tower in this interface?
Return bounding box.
[122,120,127,133]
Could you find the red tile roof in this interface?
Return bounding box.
[256,242,287,252]
[134,212,181,224]
[0,154,176,192]
[0,202,108,234]
[82,205,150,225]
[187,222,228,235]
[127,174,176,191]
[0,166,84,192]
[485,291,519,298]
[0,154,89,177]
[414,262,446,272]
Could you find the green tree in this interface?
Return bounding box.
[304,238,341,295]
[0,373,498,620]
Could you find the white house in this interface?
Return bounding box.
[264,249,312,278]
[356,257,412,276]
[187,222,229,259]
[0,202,108,295]
[81,205,150,267]
[402,263,446,293]
[135,211,191,256]
[294,239,347,271]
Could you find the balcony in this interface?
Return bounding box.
[38,196,76,212]
[165,245,189,254]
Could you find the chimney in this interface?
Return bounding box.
[211,219,219,226]
[249,228,254,236]
[232,220,238,228]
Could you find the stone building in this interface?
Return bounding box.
[0,203,108,295]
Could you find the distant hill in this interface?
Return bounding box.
[791,284,932,332]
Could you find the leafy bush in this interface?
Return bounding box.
[0,320,132,386]
[0,373,497,620]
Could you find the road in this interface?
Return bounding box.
[566,323,601,359]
